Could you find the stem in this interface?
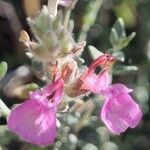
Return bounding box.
[0,99,10,117]
[78,26,87,42]
[47,0,59,16]
[62,0,78,29]
[78,0,104,42]
[63,8,72,29]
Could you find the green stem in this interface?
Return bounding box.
[63,8,72,29]
[78,0,104,42]
[47,0,59,16]
[62,0,78,29]
[78,25,88,42]
[0,98,10,117]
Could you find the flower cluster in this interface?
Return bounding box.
[7,0,142,146]
[7,54,142,145]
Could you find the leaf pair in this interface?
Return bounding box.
[109,18,136,51]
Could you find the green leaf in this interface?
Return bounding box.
[83,0,103,29]
[0,61,7,80]
[109,28,119,47]
[13,83,39,99]
[109,18,126,47]
[88,45,104,59]
[122,32,136,48]
[113,65,138,75]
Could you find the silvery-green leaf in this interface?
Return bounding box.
[109,18,126,47]
[109,28,119,46]
[109,18,136,50]
[82,143,98,150]
[97,127,110,143]
[121,32,136,48]
[101,141,119,150]
[113,18,126,38]
[88,45,104,59]
[113,65,138,75]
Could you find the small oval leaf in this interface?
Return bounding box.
[0,61,8,80]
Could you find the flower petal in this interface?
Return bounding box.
[95,69,111,92]
[88,54,116,72]
[101,87,142,135]
[109,83,133,94]
[80,69,111,93]
[80,71,97,91]
[70,54,115,96]
[43,79,64,106]
[7,99,56,145]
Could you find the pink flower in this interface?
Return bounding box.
[7,79,64,145]
[80,54,115,92]
[66,54,115,97]
[101,83,142,135]
[79,54,142,134]
[58,0,73,7]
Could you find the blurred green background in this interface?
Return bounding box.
[0,0,150,149]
